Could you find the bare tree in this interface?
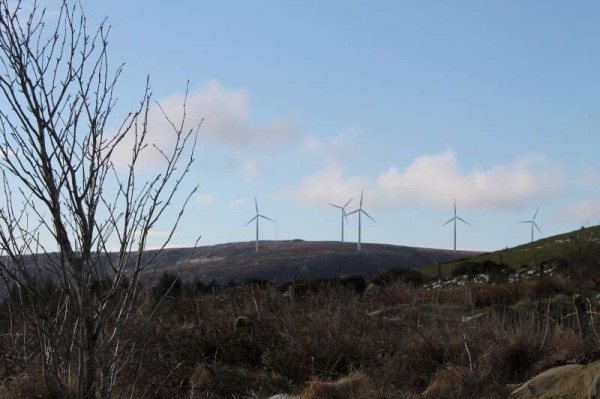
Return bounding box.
[0,1,199,397]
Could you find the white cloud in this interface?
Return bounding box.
[188,80,296,148]
[112,79,297,169]
[555,200,600,223]
[242,159,258,181]
[297,133,358,164]
[196,193,215,206]
[283,149,567,210]
[282,164,369,206]
[376,150,566,209]
[229,198,248,209]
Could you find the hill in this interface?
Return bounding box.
[147,240,480,285]
[421,224,600,278]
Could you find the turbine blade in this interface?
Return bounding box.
[533,207,539,220]
[519,220,532,224]
[453,200,457,216]
[344,197,353,208]
[329,203,343,209]
[259,215,275,223]
[360,189,364,207]
[457,217,470,226]
[534,222,542,234]
[255,197,259,214]
[362,209,376,223]
[245,215,257,226]
[343,210,349,224]
[442,217,455,226]
[347,209,359,216]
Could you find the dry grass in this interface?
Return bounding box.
[299,372,379,399]
[422,366,508,399]
[0,370,77,399]
[188,362,287,398]
[0,276,598,398]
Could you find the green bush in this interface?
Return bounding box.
[371,267,424,287]
[452,260,514,283]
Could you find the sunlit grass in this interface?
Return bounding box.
[421,225,600,278]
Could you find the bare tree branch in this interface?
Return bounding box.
[0,1,200,398]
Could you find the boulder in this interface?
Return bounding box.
[509,360,600,399]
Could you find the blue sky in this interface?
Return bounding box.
[73,1,600,251]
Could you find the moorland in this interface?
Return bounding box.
[2,226,600,398]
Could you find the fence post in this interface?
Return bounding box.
[574,294,591,349]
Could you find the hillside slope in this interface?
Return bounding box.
[421,225,600,277]
[147,240,480,284]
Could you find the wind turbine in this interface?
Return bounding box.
[442,200,470,251]
[347,190,375,251]
[245,197,274,252]
[520,207,542,243]
[329,197,353,242]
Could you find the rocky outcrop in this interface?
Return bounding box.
[509,360,600,399]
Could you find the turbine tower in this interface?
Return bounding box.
[442,200,470,251]
[520,207,542,243]
[329,197,353,242]
[245,197,274,252]
[347,190,375,251]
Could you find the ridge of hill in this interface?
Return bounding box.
[421,224,600,277]
[147,240,480,285]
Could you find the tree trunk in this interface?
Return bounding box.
[100,327,113,399]
[82,315,98,398]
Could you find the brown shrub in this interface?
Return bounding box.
[431,287,472,308]
[422,366,507,399]
[299,372,379,399]
[567,242,600,290]
[473,284,516,308]
[188,362,287,398]
[536,326,585,370]
[5,275,598,398]
[422,366,469,399]
[0,371,76,399]
[482,333,538,384]
[527,276,570,298]
[370,267,424,287]
[377,325,459,391]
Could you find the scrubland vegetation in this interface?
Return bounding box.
[1,0,599,397]
[2,242,600,398]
